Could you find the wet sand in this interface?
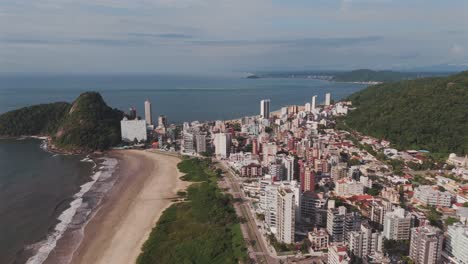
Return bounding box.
[46,150,187,264]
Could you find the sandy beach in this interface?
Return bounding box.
[46,149,188,264]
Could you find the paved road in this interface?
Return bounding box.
[216,160,278,264]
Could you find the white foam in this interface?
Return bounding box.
[25,157,118,264]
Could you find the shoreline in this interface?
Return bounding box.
[24,155,118,264]
[44,150,188,264]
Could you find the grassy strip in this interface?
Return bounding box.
[137,158,247,264]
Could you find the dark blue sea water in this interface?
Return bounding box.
[0,74,366,123]
[0,75,366,263]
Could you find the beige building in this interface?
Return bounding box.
[308,228,329,251]
[409,225,443,264]
[276,187,295,244]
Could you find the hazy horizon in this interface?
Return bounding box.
[1,0,467,74]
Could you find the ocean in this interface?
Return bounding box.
[0,74,366,263]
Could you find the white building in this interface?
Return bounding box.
[264,184,279,233]
[325,92,331,106]
[335,179,364,197]
[446,223,468,264]
[409,225,443,264]
[182,131,195,154]
[282,155,295,181]
[348,221,383,260]
[413,185,452,207]
[383,207,412,240]
[260,99,270,119]
[328,245,350,264]
[276,186,295,244]
[311,95,317,111]
[305,102,311,112]
[120,117,147,142]
[144,99,152,126]
[213,133,231,158]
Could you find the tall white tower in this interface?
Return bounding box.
[260,99,270,119]
[144,99,152,125]
[311,95,317,110]
[325,93,331,106]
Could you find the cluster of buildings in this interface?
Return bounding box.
[120,99,177,151]
[120,93,468,263]
[183,93,468,264]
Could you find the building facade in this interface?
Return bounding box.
[120,118,147,142]
[413,185,452,207]
[144,99,152,125]
[260,99,270,119]
[409,225,443,264]
[383,207,412,240]
[276,187,295,244]
[213,133,231,158]
[446,223,468,264]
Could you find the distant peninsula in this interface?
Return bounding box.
[0,92,123,153]
[250,69,452,83]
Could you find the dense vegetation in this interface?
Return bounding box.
[255,69,447,82]
[137,158,247,264]
[332,69,433,82]
[345,71,468,155]
[0,102,70,136]
[0,92,123,151]
[52,92,123,151]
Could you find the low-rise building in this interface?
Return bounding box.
[335,179,364,197]
[120,117,147,142]
[413,185,452,207]
[308,228,329,251]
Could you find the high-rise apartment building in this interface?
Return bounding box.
[276,186,296,244]
[213,133,231,158]
[446,223,468,264]
[311,95,317,111]
[301,165,315,192]
[282,155,295,182]
[325,93,331,106]
[265,184,279,232]
[409,225,443,264]
[327,201,347,242]
[195,133,207,153]
[383,207,412,240]
[260,99,270,119]
[348,221,383,260]
[144,99,152,125]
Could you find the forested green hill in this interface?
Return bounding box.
[345,71,468,155]
[0,92,123,152]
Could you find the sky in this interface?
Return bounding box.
[0,0,467,74]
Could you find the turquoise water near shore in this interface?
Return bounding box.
[0,75,366,263]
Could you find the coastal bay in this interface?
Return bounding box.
[44,150,188,264]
